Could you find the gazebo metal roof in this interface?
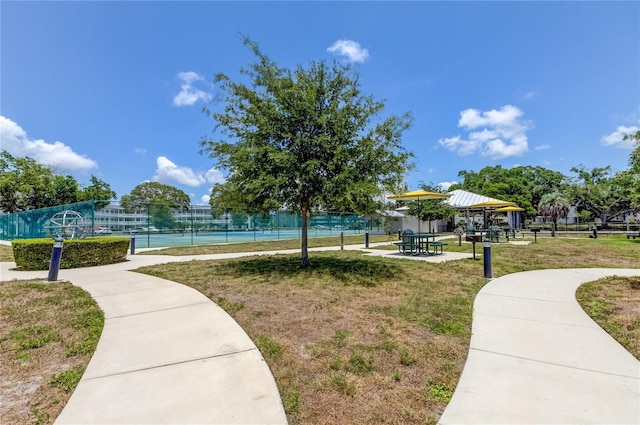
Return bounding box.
[445,189,509,209]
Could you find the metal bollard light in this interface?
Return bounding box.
[130,234,136,255]
[483,239,492,278]
[365,231,369,248]
[340,231,344,250]
[47,237,64,282]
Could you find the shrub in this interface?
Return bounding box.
[11,237,129,270]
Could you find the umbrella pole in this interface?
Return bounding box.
[418,199,420,234]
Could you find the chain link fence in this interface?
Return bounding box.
[1,201,382,248]
[0,200,98,240]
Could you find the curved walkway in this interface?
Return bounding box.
[440,268,640,425]
[2,245,639,424]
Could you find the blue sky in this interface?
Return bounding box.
[2,1,639,205]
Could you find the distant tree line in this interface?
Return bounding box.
[0,150,116,213]
[2,133,638,234]
[449,132,639,227]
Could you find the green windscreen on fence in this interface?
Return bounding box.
[0,201,381,248]
[0,200,97,240]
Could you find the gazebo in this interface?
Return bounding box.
[445,189,515,228]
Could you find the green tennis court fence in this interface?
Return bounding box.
[0,200,382,248]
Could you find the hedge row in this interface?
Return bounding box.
[12,237,130,270]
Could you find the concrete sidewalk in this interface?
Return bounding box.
[440,268,640,425]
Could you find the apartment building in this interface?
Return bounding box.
[94,203,220,231]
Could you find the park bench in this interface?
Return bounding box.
[393,241,420,255]
[429,241,448,255]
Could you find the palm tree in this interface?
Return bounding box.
[538,192,571,236]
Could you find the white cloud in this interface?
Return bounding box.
[153,156,204,186]
[438,181,457,191]
[438,135,482,156]
[173,71,213,107]
[459,105,524,130]
[204,167,225,184]
[0,115,97,171]
[327,39,369,63]
[135,148,147,155]
[438,105,531,159]
[534,144,550,150]
[153,156,226,187]
[601,125,639,148]
[201,194,211,204]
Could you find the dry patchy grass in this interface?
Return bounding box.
[0,280,103,425]
[138,251,482,424]
[1,244,14,262]
[577,275,640,359]
[136,236,639,424]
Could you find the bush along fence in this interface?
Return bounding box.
[11,237,130,270]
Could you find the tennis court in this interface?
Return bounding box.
[125,227,370,249]
[0,200,381,248]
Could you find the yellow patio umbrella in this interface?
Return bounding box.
[467,200,516,209]
[387,189,451,201]
[494,205,525,232]
[494,206,525,212]
[388,190,451,233]
[467,200,516,228]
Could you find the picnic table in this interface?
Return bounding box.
[394,233,446,255]
[480,226,508,243]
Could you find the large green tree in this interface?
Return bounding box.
[201,38,414,267]
[622,131,640,213]
[0,151,118,236]
[568,165,635,226]
[78,175,117,210]
[0,150,65,212]
[0,151,117,213]
[1,152,85,207]
[120,182,190,230]
[624,130,640,173]
[449,165,568,218]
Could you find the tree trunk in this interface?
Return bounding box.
[301,204,309,268]
[600,213,608,228]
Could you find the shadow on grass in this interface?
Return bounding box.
[217,254,400,287]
